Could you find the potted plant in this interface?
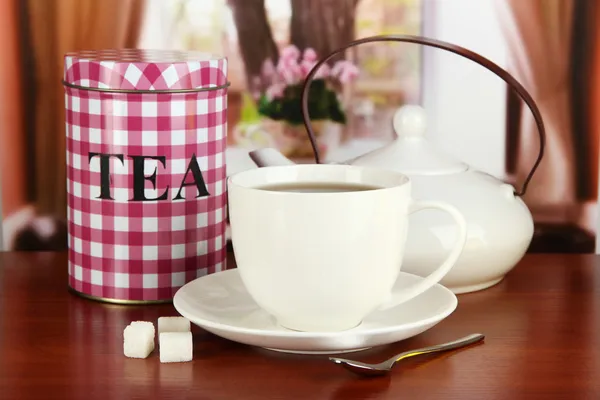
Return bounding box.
[251,45,360,158]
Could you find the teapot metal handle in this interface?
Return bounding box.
[300,35,545,197]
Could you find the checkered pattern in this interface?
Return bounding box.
[64,49,227,90]
[64,50,228,302]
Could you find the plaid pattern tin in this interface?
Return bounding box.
[63,49,228,303]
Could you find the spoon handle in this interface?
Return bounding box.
[390,333,485,365]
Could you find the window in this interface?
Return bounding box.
[139,0,423,143]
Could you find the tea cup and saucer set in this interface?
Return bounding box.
[174,156,465,354]
[175,34,546,355]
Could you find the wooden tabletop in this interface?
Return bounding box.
[1,252,599,399]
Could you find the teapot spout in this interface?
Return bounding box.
[248,148,296,168]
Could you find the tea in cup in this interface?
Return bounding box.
[227,164,467,332]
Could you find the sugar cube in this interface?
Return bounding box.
[158,316,191,334]
[131,320,156,336]
[159,332,193,363]
[123,321,155,359]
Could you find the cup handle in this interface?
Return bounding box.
[379,200,468,310]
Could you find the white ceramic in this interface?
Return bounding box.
[224,142,390,243]
[173,269,458,354]
[249,105,535,294]
[227,164,467,332]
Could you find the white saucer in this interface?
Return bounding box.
[173,269,457,354]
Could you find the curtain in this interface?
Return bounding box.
[587,2,600,202]
[495,0,576,215]
[23,0,145,218]
[569,0,598,204]
[0,0,27,220]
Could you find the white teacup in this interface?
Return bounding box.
[227,164,467,332]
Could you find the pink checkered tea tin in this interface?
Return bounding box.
[63,49,229,304]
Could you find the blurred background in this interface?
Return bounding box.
[0,0,598,253]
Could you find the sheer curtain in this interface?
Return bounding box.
[495,0,576,222]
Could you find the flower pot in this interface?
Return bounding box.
[232,119,341,160]
[276,119,341,159]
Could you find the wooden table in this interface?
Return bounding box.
[1,252,599,399]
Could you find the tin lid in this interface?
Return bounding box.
[63,49,228,91]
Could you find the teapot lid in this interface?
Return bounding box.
[352,105,468,175]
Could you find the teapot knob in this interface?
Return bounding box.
[393,105,428,138]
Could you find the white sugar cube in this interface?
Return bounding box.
[123,321,155,359]
[131,320,156,336]
[159,332,193,363]
[158,316,191,334]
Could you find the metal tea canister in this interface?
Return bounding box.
[63,49,229,304]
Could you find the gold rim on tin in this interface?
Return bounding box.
[68,286,173,305]
[62,80,230,94]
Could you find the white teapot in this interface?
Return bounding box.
[248,35,546,294]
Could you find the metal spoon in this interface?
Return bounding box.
[330,333,485,377]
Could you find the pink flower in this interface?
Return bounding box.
[300,59,331,80]
[265,83,285,100]
[302,48,318,62]
[277,56,302,84]
[261,59,275,80]
[339,66,359,83]
[300,59,317,78]
[280,45,301,63]
[330,61,344,77]
[331,60,360,83]
[314,62,331,80]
